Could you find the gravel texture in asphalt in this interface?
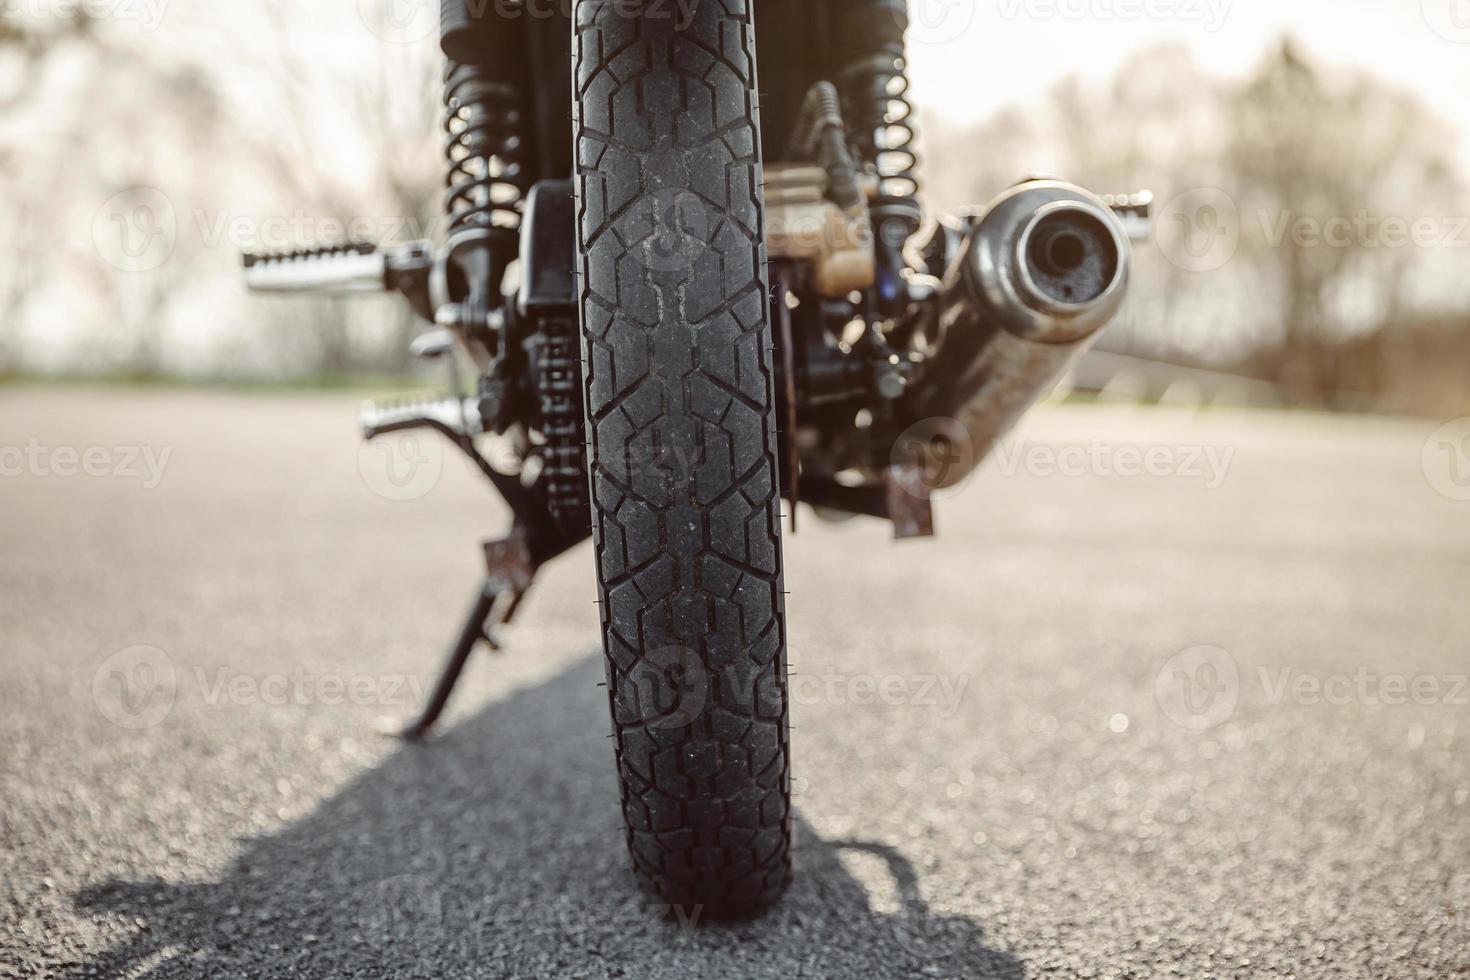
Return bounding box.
[2,387,1468,978]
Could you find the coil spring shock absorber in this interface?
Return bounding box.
[443,62,529,239]
[438,1,530,339]
[835,0,922,314]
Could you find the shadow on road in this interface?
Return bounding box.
[70,655,1023,978]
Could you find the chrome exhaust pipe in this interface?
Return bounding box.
[907,179,1131,482]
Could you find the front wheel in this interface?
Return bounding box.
[572,0,793,913]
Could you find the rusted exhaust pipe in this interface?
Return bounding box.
[907,179,1131,483]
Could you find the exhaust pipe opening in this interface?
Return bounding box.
[902,180,1134,484]
[1019,205,1122,309]
[1037,228,1086,274]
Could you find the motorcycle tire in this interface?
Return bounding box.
[572,0,793,913]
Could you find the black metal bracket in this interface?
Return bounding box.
[394,529,538,741]
[797,465,934,541]
[367,418,588,740]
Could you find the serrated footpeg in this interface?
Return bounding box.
[360,393,483,442]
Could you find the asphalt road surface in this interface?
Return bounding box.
[3,386,1469,979]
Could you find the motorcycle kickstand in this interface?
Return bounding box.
[389,531,536,741]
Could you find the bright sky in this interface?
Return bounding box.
[905,0,1470,158]
[175,2,1470,166]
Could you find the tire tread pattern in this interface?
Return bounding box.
[573,0,792,912]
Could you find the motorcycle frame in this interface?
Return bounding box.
[243,2,1142,738]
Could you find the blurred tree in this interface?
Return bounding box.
[0,14,90,375]
[0,2,442,382]
[1,9,222,378]
[1228,40,1464,405]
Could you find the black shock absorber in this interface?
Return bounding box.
[443,63,529,239]
[439,1,531,317]
[834,0,922,314]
